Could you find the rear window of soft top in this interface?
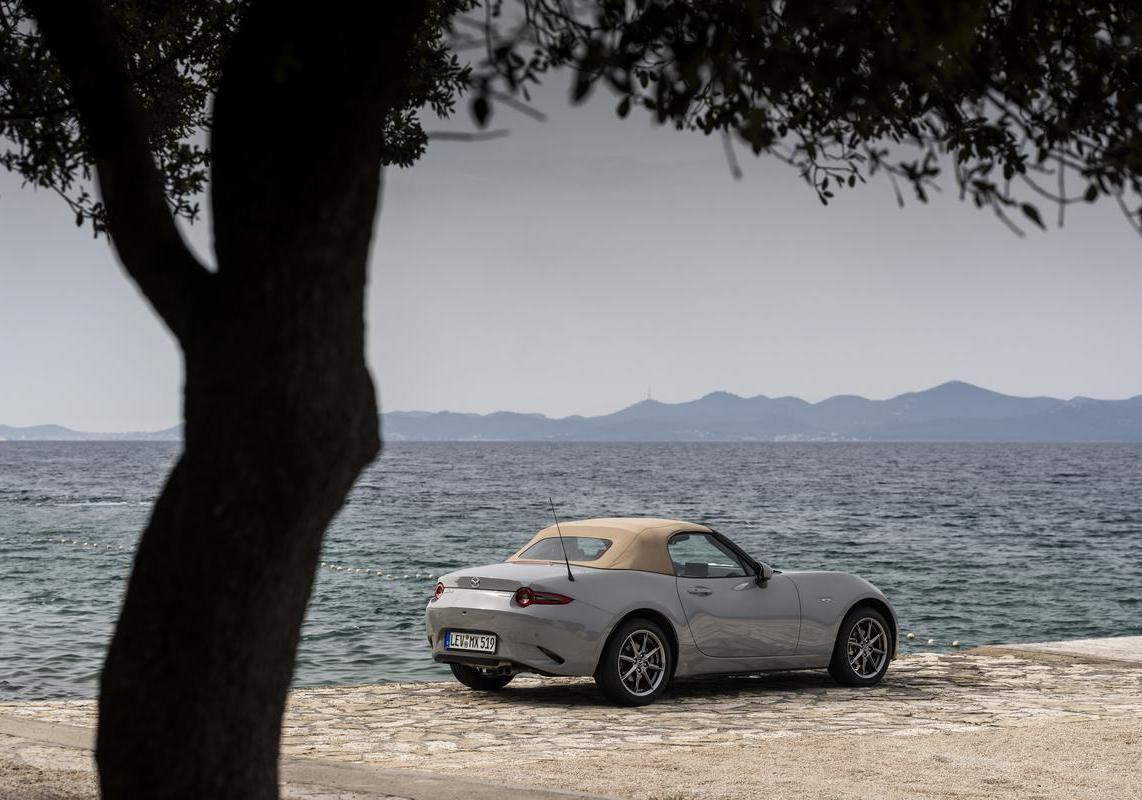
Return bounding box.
[518,536,613,562]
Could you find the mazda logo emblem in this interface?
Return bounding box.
[469,577,480,588]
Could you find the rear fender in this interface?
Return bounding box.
[589,572,692,669]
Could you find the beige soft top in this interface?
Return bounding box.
[507,517,711,575]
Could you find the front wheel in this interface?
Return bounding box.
[828,606,892,686]
[449,663,513,691]
[594,618,672,705]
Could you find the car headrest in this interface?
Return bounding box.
[680,562,709,578]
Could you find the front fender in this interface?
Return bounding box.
[784,571,896,661]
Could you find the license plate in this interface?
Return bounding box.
[445,631,497,653]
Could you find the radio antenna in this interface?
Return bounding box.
[548,496,575,582]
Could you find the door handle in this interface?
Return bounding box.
[687,586,713,596]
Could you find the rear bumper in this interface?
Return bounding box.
[432,651,559,677]
[425,587,609,677]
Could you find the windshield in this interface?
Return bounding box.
[518,536,613,562]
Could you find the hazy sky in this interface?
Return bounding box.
[2,83,1140,431]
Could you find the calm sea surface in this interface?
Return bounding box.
[1,441,1140,700]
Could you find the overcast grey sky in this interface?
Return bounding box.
[2,84,1140,432]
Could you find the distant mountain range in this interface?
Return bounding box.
[382,382,1142,442]
[5,382,1142,442]
[0,423,183,442]
[397,381,1142,442]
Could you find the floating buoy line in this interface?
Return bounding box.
[904,631,963,648]
[40,537,438,581]
[53,537,128,551]
[318,561,437,580]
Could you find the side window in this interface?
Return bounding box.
[668,533,748,579]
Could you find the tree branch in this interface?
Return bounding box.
[427,129,510,142]
[485,88,548,122]
[721,131,743,180]
[26,0,209,342]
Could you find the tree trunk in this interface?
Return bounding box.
[88,3,428,797]
[95,304,381,798]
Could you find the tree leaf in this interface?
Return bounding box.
[1021,203,1045,229]
[572,71,592,103]
[471,96,490,128]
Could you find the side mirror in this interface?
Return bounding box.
[755,562,774,585]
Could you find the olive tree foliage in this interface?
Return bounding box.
[3,1,1141,237]
[466,0,1142,234]
[0,0,471,233]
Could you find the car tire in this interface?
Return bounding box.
[594,618,673,706]
[449,663,513,691]
[828,606,892,687]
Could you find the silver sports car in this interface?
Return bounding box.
[426,517,897,705]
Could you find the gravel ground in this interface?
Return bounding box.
[4,718,1139,800]
[483,716,1142,800]
[0,737,95,800]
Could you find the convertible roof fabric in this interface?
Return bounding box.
[508,517,711,575]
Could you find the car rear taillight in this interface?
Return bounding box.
[514,586,573,607]
[433,582,445,600]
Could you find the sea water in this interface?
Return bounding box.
[1,441,1140,699]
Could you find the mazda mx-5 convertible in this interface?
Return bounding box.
[426,517,897,705]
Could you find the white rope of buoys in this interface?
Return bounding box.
[318,561,435,580]
[313,561,435,580]
[903,631,962,648]
[41,536,435,581]
[54,537,129,550]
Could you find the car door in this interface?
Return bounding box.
[669,532,800,658]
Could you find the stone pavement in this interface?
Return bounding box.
[981,635,1142,664]
[0,716,606,800]
[5,650,1140,768]
[1,640,1141,799]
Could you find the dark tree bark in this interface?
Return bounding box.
[28,1,428,796]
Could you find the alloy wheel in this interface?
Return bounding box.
[617,629,666,697]
[846,616,888,679]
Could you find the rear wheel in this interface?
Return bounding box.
[449,663,513,691]
[828,606,892,686]
[594,618,672,705]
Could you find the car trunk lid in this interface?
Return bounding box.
[441,561,582,593]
